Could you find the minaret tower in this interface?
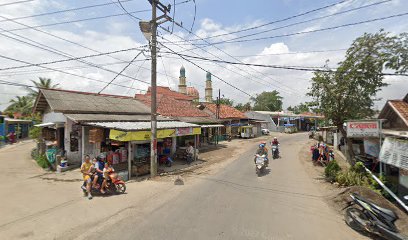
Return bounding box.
[178,66,187,94]
[205,71,213,102]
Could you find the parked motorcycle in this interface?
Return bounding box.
[255,154,266,176]
[81,170,126,195]
[309,131,315,139]
[272,144,279,159]
[345,193,408,240]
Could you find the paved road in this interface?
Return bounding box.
[89,134,366,240]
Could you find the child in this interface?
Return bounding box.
[101,162,114,194]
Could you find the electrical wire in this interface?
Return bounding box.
[0,47,146,72]
[231,49,348,58]
[180,0,351,42]
[0,0,33,7]
[0,0,138,23]
[173,11,408,46]
[0,26,149,84]
[217,0,392,43]
[161,52,408,77]
[0,54,148,91]
[98,50,145,94]
[190,0,196,32]
[160,56,172,87]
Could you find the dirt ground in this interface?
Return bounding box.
[299,139,408,237]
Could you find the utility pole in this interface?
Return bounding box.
[150,0,158,178]
[141,0,171,177]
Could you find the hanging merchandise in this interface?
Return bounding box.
[112,151,120,165]
[89,128,104,143]
[119,147,127,163]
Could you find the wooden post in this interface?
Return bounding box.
[194,134,197,161]
[128,142,132,180]
[81,126,85,162]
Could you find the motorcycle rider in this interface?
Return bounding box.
[92,156,105,193]
[80,155,93,200]
[271,137,280,157]
[255,144,268,165]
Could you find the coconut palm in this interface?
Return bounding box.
[5,96,33,116]
[26,77,59,100]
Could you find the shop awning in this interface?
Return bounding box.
[65,113,170,122]
[34,122,64,127]
[86,121,202,142]
[200,124,224,128]
[86,121,199,131]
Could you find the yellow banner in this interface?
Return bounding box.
[110,128,201,141]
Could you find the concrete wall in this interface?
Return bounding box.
[82,126,100,160]
[64,119,81,165]
[43,112,66,123]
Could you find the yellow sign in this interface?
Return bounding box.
[110,128,201,141]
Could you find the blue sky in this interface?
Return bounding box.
[0,0,407,110]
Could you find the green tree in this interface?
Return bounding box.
[287,103,310,114]
[235,102,252,112]
[308,30,407,161]
[252,90,283,111]
[214,97,234,106]
[5,96,33,116]
[26,77,59,100]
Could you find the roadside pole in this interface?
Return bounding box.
[150,0,158,177]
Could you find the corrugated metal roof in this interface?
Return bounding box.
[171,116,221,123]
[37,89,150,114]
[65,114,170,122]
[85,121,200,131]
[5,118,32,123]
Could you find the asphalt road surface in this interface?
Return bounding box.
[89,134,366,240]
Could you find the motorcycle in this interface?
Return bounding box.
[345,193,408,240]
[81,170,126,196]
[255,154,267,176]
[309,131,315,139]
[272,144,279,159]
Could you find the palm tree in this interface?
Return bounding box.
[5,96,33,116]
[26,77,59,100]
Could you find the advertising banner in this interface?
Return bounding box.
[110,128,201,141]
[347,121,379,138]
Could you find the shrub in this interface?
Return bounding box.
[325,160,341,182]
[29,127,42,140]
[35,154,49,168]
[335,162,368,187]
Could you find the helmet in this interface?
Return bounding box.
[259,144,265,148]
[274,137,277,140]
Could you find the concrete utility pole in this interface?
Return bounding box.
[141,0,171,177]
[150,0,158,178]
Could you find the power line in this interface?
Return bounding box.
[98,50,144,94]
[0,0,138,23]
[160,44,253,98]
[181,0,352,42]
[0,26,149,84]
[162,20,301,94]
[0,47,146,72]
[172,11,408,46]
[231,49,348,58]
[0,54,148,91]
[0,0,33,7]
[217,0,392,43]
[163,52,408,77]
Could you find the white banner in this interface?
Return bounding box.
[347,121,379,138]
[379,137,408,170]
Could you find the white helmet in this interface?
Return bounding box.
[274,137,277,140]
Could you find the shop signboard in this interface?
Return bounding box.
[110,128,201,141]
[379,137,408,170]
[176,127,192,136]
[347,121,379,138]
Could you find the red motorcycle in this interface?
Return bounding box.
[81,170,126,195]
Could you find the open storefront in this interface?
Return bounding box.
[85,121,201,180]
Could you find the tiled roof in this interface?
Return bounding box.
[144,86,195,101]
[389,100,408,127]
[136,94,211,118]
[204,103,246,119]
